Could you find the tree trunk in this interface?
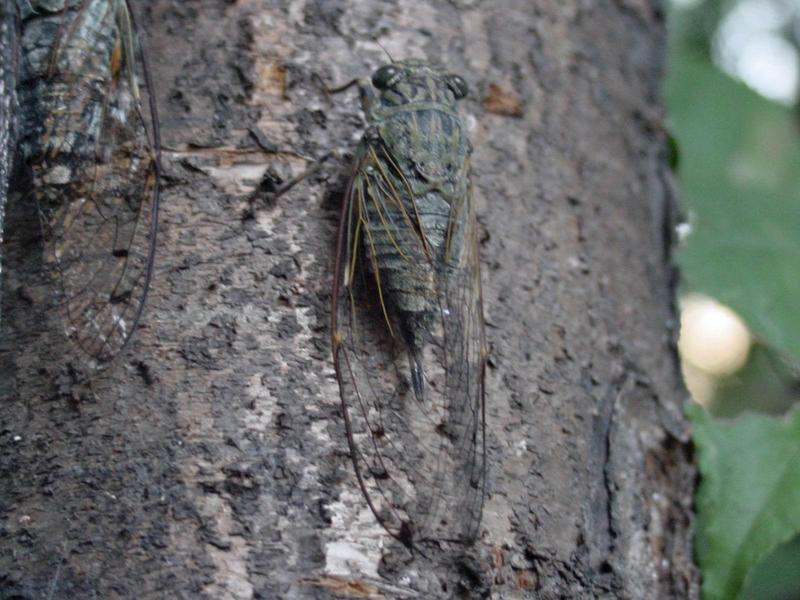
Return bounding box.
[0,1,698,598]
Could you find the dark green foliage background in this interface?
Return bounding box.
[667,1,800,598]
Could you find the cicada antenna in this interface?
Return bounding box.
[375,39,395,63]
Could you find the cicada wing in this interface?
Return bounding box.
[332,147,486,545]
[333,158,414,543]
[438,171,487,543]
[36,0,159,367]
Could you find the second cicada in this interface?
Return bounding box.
[17,0,160,368]
[331,59,487,547]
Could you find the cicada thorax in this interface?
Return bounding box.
[15,0,159,368]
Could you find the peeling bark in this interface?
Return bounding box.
[0,1,698,598]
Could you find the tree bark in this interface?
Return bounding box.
[0,1,698,598]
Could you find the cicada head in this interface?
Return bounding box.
[370,60,469,109]
[365,60,471,187]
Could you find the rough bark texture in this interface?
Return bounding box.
[0,1,698,598]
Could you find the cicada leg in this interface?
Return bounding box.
[246,151,342,213]
[326,77,375,114]
[269,151,337,197]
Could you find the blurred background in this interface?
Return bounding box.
[667,0,800,597]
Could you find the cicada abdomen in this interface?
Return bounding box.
[20,0,160,368]
[332,60,487,547]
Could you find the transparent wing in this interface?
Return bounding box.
[438,170,487,543]
[34,0,159,367]
[332,143,486,546]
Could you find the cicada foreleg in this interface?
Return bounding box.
[267,151,337,198]
[326,77,375,115]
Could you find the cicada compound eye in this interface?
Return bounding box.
[372,65,400,90]
[447,75,469,100]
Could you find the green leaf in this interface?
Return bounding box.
[688,403,800,600]
[666,48,800,361]
[739,534,800,600]
[708,344,800,418]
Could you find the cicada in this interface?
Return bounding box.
[1,1,21,328]
[331,60,487,547]
[19,0,160,367]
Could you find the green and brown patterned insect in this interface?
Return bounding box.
[331,59,487,547]
[18,0,160,368]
